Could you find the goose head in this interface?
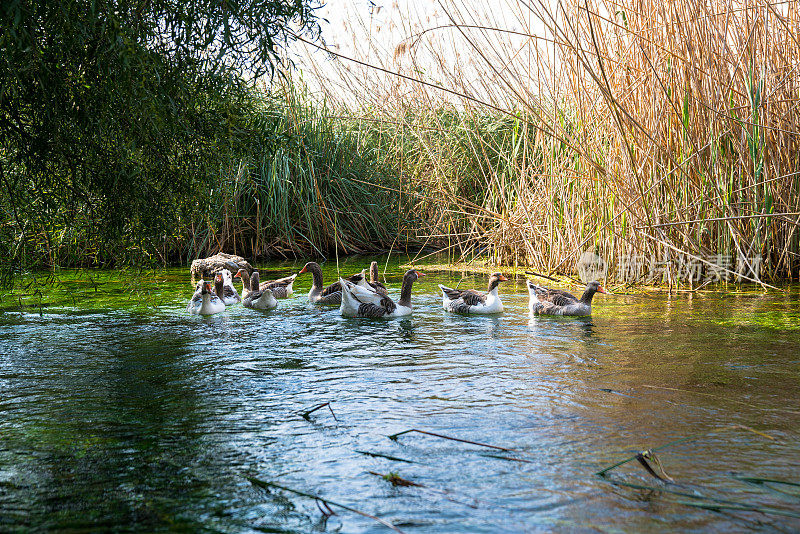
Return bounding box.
[580,280,609,304]
[587,280,609,294]
[487,272,509,293]
[213,274,224,297]
[298,262,323,289]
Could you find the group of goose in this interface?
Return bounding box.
[187,261,609,318]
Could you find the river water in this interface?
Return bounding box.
[1,257,799,532]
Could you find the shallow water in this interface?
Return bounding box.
[2,257,799,532]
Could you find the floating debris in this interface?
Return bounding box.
[355,450,418,464]
[368,471,480,509]
[478,453,534,464]
[733,476,800,499]
[246,476,405,533]
[595,425,798,520]
[300,402,338,421]
[675,501,800,519]
[388,429,518,453]
[596,425,775,478]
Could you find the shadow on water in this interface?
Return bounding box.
[0,322,308,531]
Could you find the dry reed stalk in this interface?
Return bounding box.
[295,0,800,283]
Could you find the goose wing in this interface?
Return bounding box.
[322,272,366,297]
[459,289,487,306]
[321,280,342,297]
[263,273,297,289]
[341,279,397,316]
[439,285,465,301]
[263,274,297,298]
[222,284,241,303]
[533,285,578,306]
[342,279,387,306]
[357,297,396,317]
[368,281,388,295]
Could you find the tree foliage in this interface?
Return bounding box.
[0,0,319,277]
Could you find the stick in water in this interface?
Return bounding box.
[388,429,519,452]
[246,476,405,533]
[596,424,775,477]
[300,402,338,421]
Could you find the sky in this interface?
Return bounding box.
[290,0,551,106]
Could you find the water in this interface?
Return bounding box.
[2,257,799,532]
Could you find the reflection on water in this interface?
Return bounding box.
[1,259,799,532]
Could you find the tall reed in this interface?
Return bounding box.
[185,85,408,261]
[299,0,800,283]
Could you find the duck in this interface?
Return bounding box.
[218,269,242,305]
[234,268,297,299]
[438,272,508,314]
[340,269,425,318]
[242,271,278,310]
[298,261,369,305]
[527,280,608,316]
[368,261,389,295]
[188,275,227,315]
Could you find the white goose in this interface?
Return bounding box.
[438,272,508,314]
[242,271,278,310]
[299,261,370,305]
[235,269,297,299]
[188,275,226,316]
[218,269,242,306]
[339,269,425,318]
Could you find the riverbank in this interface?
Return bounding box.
[4,256,796,315]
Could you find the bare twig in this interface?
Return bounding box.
[388,429,519,452]
[245,476,405,533]
[300,402,338,421]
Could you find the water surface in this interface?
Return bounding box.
[2,257,799,532]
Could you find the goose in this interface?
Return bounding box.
[368,261,389,295]
[527,280,608,316]
[234,269,297,299]
[438,272,508,314]
[188,275,226,315]
[298,261,369,305]
[340,269,425,318]
[242,271,278,310]
[218,269,242,305]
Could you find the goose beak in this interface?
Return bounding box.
[233,269,243,279]
[498,274,508,281]
[298,266,308,274]
[598,285,610,294]
[416,271,426,277]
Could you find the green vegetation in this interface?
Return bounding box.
[0,0,339,284]
[187,88,407,262]
[4,0,800,287]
